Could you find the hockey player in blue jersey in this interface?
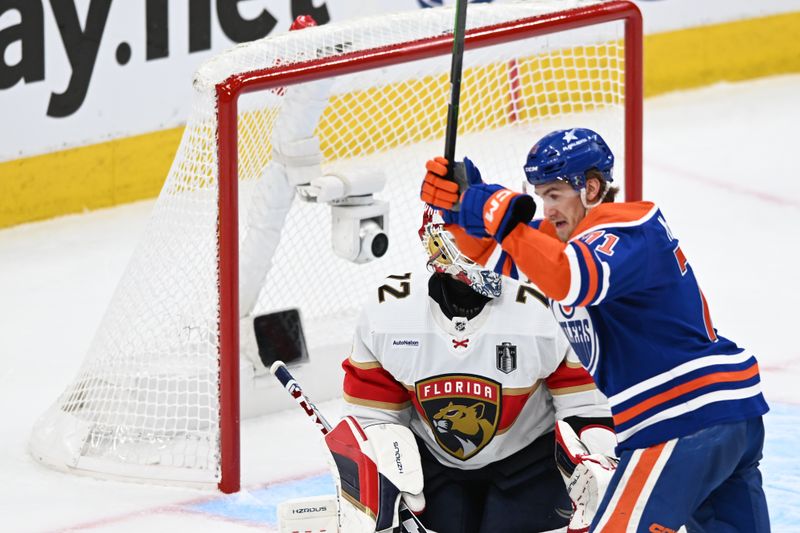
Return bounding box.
[420,127,770,532]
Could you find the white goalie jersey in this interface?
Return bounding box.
[341,270,611,470]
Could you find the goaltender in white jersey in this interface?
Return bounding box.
[344,269,600,469]
[334,209,618,533]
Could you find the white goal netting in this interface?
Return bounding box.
[30,0,638,490]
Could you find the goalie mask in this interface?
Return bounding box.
[419,209,502,298]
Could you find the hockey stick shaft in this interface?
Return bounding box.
[270,360,332,434]
[269,361,429,533]
[443,0,468,168]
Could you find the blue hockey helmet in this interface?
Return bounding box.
[523,128,614,191]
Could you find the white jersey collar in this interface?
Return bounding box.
[428,296,493,339]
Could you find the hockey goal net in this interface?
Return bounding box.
[30,0,642,493]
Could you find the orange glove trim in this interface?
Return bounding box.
[421,176,459,208]
[420,158,460,208]
[482,189,516,236]
[425,156,449,177]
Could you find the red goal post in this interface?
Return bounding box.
[30,0,642,494]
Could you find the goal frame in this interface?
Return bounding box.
[214,0,642,493]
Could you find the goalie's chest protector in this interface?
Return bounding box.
[365,272,568,467]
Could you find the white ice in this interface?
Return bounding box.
[1,75,799,532]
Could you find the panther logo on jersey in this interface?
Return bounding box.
[415,375,501,460]
[552,304,600,375]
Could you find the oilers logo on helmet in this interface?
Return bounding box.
[553,303,599,375]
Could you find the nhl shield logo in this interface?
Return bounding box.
[415,374,501,461]
[496,342,517,374]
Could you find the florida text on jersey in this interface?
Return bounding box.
[340,270,610,469]
[484,201,769,451]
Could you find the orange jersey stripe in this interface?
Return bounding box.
[572,201,656,236]
[502,223,572,300]
[613,363,761,426]
[602,443,667,532]
[573,240,600,306]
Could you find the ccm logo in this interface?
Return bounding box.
[484,190,513,224]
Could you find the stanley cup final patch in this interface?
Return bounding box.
[415,375,501,461]
[496,342,517,374]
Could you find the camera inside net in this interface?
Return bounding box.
[331,200,389,263]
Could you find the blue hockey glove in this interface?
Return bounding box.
[459,184,536,241]
[438,207,459,226]
[451,156,484,212]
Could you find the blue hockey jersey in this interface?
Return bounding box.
[450,201,769,451]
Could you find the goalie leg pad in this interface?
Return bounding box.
[325,417,424,532]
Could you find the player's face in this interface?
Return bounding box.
[533,181,586,242]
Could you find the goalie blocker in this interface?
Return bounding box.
[325,418,426,532]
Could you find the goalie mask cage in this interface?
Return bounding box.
[30,0,642,493]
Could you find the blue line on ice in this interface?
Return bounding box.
[188,473,336,526]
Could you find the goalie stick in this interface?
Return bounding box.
[270,361,430,533]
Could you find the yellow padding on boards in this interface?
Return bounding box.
[645,11,800,97]
[1,11,798,229]
[1,127,183,228]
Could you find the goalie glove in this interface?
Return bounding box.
[555,420,618,533]
[325,417,425,532]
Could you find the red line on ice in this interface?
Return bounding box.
[648,160,800,210]
[47,468,328,532]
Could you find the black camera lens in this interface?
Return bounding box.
[371,232,389,258]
